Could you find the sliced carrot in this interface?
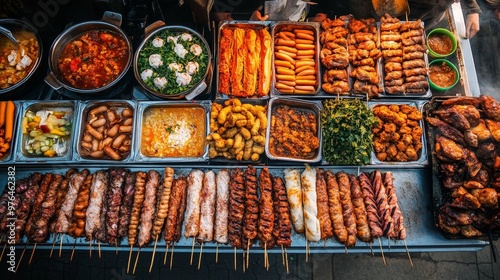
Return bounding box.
[5,101,15,142]
[0,102,6,127]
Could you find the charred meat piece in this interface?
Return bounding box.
[463,149,482,177]
[451,193,481,210]
[435,107,471,131]
[451,105,481,127]
[480,95,500,121]
[470,188,499,208]
[426,117,466,146]
[485,119,500,142]
[435,136,464,162]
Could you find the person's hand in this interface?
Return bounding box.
[308,13,327,22]
[465,13,480,38]
[250,10,268,21]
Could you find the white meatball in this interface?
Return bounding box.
[7,50,18,66]
[181,33,193,41]
[153,77,168,89]
[149,54,163,68]
[140,69,153,81]
[190,44,203,56]
[185,61,199,75]
[167,36,178,44]
[168,63,184,72]
[152,37,165,47]
[176,72,192,86]
[174,44,188,58]
[16,55,32,70]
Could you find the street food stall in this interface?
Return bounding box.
[0,0,497,274]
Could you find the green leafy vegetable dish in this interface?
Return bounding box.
[321,99,378,165]
[137,29,208,95]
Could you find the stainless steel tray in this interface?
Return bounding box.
[216,21,273,100]
[367,100,428,165]
[265,97,322,163]
[133,101,210,163]
[0,165,486,253]
[14,100,80,164]
[271,21,322,98]
[0,100,20,164]
[74,100,137,163]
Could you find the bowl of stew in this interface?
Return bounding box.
[45,12,132,94]
[0,19,43,97]
[428,59,459,91]
[426,28,457,58]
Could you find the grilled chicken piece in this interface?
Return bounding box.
[468,120,492,144]
[451,105,481,127]
[440,204,472,226]
[471,168,490,187]
[460,224,483,238]
[451,193,481,210]
[434,107,471,131]
[476,142,496,160]
[464,149,482,177]
[435,136,464,162]
[463,180,485,189]
[485,119,500,142]
[450,186,468,198]
[426,117,466,146]
[441,96,483,107]
[470,188,499,208]
[480,95,500,121]
[438,212,461,234]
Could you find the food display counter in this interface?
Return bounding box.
[0,3,496,267]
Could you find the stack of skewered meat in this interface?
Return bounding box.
[347,18,383,98]
[320,17,350,95]
[427,96,500,237]
[380,14,429,95]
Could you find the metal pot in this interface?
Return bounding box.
[0,19,43,97]
[133,21,212,100]
[45,11,132,95]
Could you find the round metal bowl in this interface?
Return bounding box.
[133,22,212,100]
[0,19,43,97]
[45,12,132,95]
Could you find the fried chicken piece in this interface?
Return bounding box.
[442,96,483,107]
[405,145,418,160]
[385,62,402,72]
[385,71,403,81]
[386,144,398,158]
[412,126,423,142]
[451,193,481,210]
[321,48,350,69]
[352,67,379,84]
[426,117,466,146]
[480,95,500,121]
[470,188,498,208]
[322,18,347,30]
[352,80,379,97]
[485,119,500,142]
[376,105,406,126]
[460,224,483,238]
[463,181,485,189]
[451,105,481,127]
[450,187,468,198]
[322,81,350,95]
[348,18,367,33]
[435,136,464,162]
[383,123,397,133]
[323,69,348,82]
[468,120,492,143]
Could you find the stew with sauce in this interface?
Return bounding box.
[57,30,129,89]
[428,33,453,55]
[429,62,456,88]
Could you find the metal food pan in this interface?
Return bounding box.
[1,165,484,254]
[367,100,428,166]
[271,21,322,98]
[74,100,136,163]
[209,98,268,164]
[133,101,210,163]
[14,100,79,163]
[0,101,20,164]
[378,21,432,99]
[265,97,322,163]
[216,21,273,100]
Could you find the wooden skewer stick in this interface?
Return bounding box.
[281,245,285,266]
[89,239,92,258]
[285,248,289,275]
[246,239,250,269]
[163,242,169,265]
[233,247,237,271]
[0,236,7,262]
[149,235,159,273]
[127,245,133,274]
[115,239,118,255]
[133,248,141,275]
[378,237,387,266]
[404,239,413,267]
[368,242,374,256]
[28,243,37,265]
[16,243,27,272]
[49,234,58,258]
[305,241,309,263]
[59,234,64,258]
[190,239,195,266]
[169,245,175,270]
[197,243,204,270]
[264,242,267,269]
[265,243,270,271]
[215,243,219,263]
[98,241,102,259]
[70,240,77,262]
[388,237,391,251]
[242,249,246,273]
[344,246,348,255]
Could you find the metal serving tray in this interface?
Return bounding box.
[0,165,486,253]
[271,21,322,98]
[378,21,432,99]
[209,98,268,164]
[14,100,79,164]
[0,100,20,164]
[133,101,210,163]
[367,100,428,165]
[74,100,137,163]
[216,21,273,100]
[265,97,322,163]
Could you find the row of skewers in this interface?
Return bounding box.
[0,165,410,273]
